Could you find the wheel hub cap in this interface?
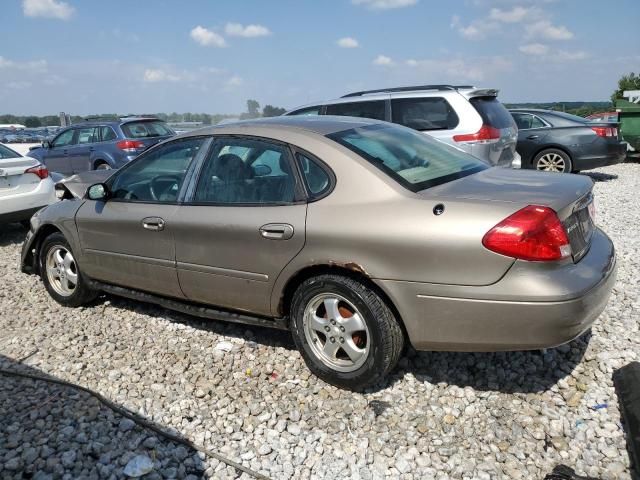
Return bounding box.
[45,246,78,297]
[303,293,370,373]
[537,153,566,172]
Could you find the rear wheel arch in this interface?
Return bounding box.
[531,145,573,167]
[278,264,409,342]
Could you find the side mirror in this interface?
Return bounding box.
[87,183,109,201]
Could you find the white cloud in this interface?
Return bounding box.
[190,26,227,47]
[549,50,589,62]
[0,56,48,73]
[373,55,394,66]
[404,56,512,82]
[337,37,359,48]
[22,0,74,20]
[224,23,271,38]
[519,43,549,56]
[143,69,181,83]
[526,20,573,40]
[226,75,244,87]
[488,6,531,23]
[450,15,497,40]
[352,0,417,10]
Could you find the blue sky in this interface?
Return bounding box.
[1,0,638,115]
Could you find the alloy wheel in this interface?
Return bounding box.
[303,293,370,372]
[536,153,566,172]
[45,246,78,297]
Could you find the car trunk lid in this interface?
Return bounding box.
[0,156,42,197]
[421,167,595,262]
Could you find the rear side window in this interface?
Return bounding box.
[296,153,331,198]
[325,101,386,121]
[391,97,459,131]
[470,97,515,129]
[287,106,321,116]
[99,126,117,141]
[121,121,174,139]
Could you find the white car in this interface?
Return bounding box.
[0,143,57,226]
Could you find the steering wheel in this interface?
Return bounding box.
[150,175,181,201]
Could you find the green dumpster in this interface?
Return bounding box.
[616,95,640,156]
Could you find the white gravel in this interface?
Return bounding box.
[1,162,638,479]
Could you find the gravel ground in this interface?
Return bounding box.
[1,162,638,479]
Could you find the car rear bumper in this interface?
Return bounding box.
[575,141,626,170]
[0,206,45,224]
[375,228,616,351]
[0,177,56,220]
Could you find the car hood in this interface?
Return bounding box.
[57,170,113,198]
[421,167,593,215]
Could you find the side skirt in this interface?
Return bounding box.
[86,279,289,331]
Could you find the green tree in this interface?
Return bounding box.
[24,116,42,127]
[611,72,640,104]
[262,105,286,117]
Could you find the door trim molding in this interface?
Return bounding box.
[176,261,269,282]
[84,248,175,268]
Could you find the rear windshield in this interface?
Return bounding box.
[470,97,515,129]
[121,121,174,138]
[0,144,20,159]
[328,123,487,192]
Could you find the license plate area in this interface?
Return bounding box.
[564,194,595,262]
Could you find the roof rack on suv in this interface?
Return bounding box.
[341,85,476,98]
[119,114,159,120]
[83,115,119,122]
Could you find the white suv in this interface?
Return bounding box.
[285,85,519,167]
[0,143,57,226]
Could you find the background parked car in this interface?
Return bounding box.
[586,111,619,123]
[0,143,57,226]
[509,109,626,173]
[27,116,175,176]
[285,85,519,168]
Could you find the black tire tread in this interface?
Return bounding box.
[290,274,404,390]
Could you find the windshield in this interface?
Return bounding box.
[121,120,174,138]
[328,124,487,192]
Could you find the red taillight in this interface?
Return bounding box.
[453,125,501,143]
[591,126,617,138]
[24,164,49,180]
[116,140,144,152]
[482,205,571,261]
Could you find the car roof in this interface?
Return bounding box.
[180,115,383,138]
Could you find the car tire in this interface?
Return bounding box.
[290,274,404,390]
[533,149,573,173]
[39,232,97,307]
[95,161,111,170]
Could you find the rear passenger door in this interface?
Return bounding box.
[172,136,307,316]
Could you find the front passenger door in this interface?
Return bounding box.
[44,129,75,175]
[75,137,210,298]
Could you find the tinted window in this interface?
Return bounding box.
[109,137,206,202]
[0,144,20,159]
[195,138,296,204]
[326,101,386,121]
[52,129,75,147]
[76,127,97,144]
[121,121,173,139]
[470,97,515,129]
[391,97,459,131]
[288,106,321,116]
[328,124,486,192]
[297,153,331,197]
[99,126,117,141]
[530,115,546,128]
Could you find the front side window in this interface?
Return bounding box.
[52,129,75,147]
[121,120,173,139]
[328,124,487,192]
[109,137,206,202]
[391,97,459,131]
[76,127,97,144]
[195,138,297,204]
[325,101,386,121]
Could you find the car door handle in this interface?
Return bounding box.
[526,135,540,140]
[142,217,165,231]
[259,223,294,240]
